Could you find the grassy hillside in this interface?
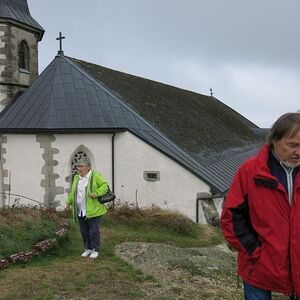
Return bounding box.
[0,207,286,299]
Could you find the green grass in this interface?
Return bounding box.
[0,207,68,259]
[0,206,287,300]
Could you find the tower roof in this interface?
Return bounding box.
[0,0,44,40]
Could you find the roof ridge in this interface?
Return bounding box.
[62,55,205,164]
[68,57,213,98]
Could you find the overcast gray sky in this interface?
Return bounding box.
[28,0,300,128]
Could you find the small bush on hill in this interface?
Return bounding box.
[106,204,197,236]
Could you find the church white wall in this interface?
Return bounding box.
[52,131,211,221]
[0,132,212,222]
[3,134,44,206]
[114,131,211,222]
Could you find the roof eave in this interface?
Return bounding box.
[0,17,44,41]
[0,128,127,134]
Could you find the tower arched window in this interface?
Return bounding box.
[18,40,30,71]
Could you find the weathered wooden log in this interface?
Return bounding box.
[57,219,70,229]
[0,258,10,269]
[0,218,71,271]
[33,238,57,252]
[8,250,38,263]
[54,227,69,237]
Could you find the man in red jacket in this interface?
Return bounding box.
[221,113,300,300]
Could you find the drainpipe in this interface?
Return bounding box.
[111,133,115,192]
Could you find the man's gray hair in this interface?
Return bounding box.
[77,157,91,167]
[267,112,300,145]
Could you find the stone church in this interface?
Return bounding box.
[0,0,266,223]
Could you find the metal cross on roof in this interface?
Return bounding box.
[56,32,65,55]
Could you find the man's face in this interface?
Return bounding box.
[273,130,300,168]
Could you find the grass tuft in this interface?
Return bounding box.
[107,205,199,236]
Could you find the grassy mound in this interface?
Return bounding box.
[0,207,69,259]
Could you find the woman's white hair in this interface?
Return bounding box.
[77,157,91,167]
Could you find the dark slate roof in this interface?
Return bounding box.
[0,54,266,194]
[206,147,260,191]
[71,58,266,165]
[0,0,44,40]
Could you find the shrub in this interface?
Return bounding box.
[107,205,197,236]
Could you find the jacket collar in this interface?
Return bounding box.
[254,144,300,189]
[254,145,274,178]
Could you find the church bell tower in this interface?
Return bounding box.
[0,0,44,111]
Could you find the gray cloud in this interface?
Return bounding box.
[29,0,300,127]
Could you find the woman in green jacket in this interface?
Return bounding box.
[66,157,108,259]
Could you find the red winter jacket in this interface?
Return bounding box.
[221,145,300,296]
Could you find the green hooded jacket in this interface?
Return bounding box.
[66,171,108,222]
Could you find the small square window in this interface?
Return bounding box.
[143,171,160,182]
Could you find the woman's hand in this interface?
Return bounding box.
[90,192,98,199]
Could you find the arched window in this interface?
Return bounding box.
[18,40,29,71]
[68,146,95,186]
[71,150,89,178]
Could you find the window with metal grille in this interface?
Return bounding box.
[71,151,89,178]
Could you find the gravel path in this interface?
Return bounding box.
[115,242,242,299]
